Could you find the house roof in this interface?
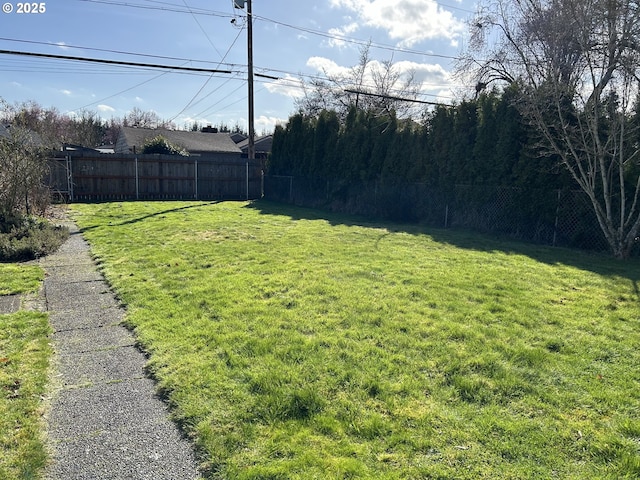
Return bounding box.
[0,124,44,147]
[237,135,273,154]
[230,132,248,143]
[119,127,242,154]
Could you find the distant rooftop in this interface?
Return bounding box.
[117,126,242,155]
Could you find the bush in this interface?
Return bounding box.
[0,212,69,261]
[141,135,189,156]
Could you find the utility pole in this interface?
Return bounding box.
[233,0,255,161]
[234,0,257,196]
[247,0,255,161]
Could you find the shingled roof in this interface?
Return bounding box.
[0,124,44,147]
[236,135,273,155]
[116,127,242,155]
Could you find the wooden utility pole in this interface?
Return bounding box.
[247,0,255,161]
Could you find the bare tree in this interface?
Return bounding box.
[0,124,48,215]
[69,110,105,147]
[460,0,640,258]
[1,100,71,148]
[124,107,175,129]
[296,43,423,120]
[103,117,123,145]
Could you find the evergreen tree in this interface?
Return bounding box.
[312,110,340,179]
[473,93,499,184]
[451,100,478,185]
[426,105,456,189]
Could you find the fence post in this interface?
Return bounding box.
[444,204,449,228]
[289,176,293,203]
[553,189,561,247]
[66,154,74,202]
[246,162,249,200]
[135,156,139,200]
[194,158,198,200]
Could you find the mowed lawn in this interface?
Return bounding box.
[71,201,640,479]
[0,264,51,479]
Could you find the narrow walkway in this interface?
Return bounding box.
[41,216,201,479]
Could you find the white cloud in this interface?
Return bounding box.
[181,116,214,128]
[264,74,305,99]
[256,115,285,134]
[55,41,70,50]
[393,60,450,87]
[329,0,465,47]
[306,57,351,78]
[97,104,115,113]
[60,89,72,96]
[307,56,453,93]
[434,88,456,104]
[327,22,360,48]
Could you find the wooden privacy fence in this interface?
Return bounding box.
[48,153,262,201]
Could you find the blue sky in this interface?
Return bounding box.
[0,0,478,133]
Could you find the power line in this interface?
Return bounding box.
[0,4,464,120]
[78,0,232,18]
[0,37,238,67]
[252,13,465,63]
[344,89,448,106]
[76,0,469,63]
[0,46,459,120]
[0,38,462,98]
[0,49,237,74]
[168,10,246,122]
[180,0,224,59]
[68,69,176,114]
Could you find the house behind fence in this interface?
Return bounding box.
[46,126,262,201]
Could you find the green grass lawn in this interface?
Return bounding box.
[71,200,640,479]
[0,263,51,479]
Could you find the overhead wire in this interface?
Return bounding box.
[0,49,237,74]
[77,0,232,18]
[168,1,246,122]
[76,0,472,63]
[0,37,240,68]
[2,0,468,119]
[68,70,176,113]
[193,81,246,118]
[179,0,223,59]
[251,13,465,62]
[0,45,458,116]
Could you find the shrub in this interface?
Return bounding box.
[141,135,189,156]
[0,212,69,261]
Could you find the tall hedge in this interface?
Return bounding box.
[268,91,566,192]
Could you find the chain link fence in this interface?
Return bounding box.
[265,175,618,253]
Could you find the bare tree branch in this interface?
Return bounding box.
[458,0,640,257]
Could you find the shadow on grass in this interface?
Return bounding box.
[246,200,640,290]
[79,201,220,232]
